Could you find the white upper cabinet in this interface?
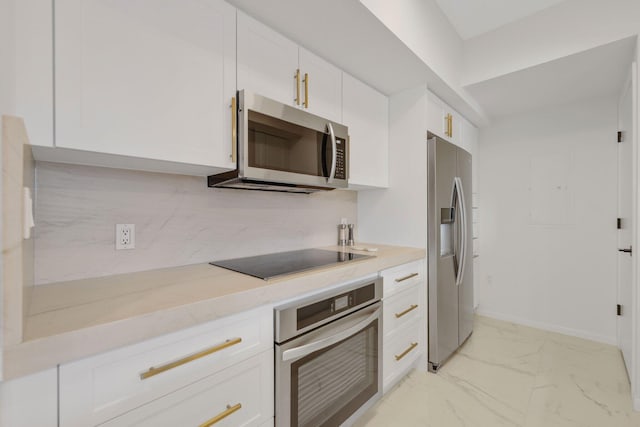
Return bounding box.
[236,11,299,107]
[298,47,342,123]
[343,73,389,189]
[427,91,462,148]
[426,93,446,140]
[15,0,54,148]
[54,0,237,174]
[237,11,342,123]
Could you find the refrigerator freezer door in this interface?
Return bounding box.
[457,148,474,345]
[428,138,459,369]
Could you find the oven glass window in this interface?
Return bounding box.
[291,320,378,427]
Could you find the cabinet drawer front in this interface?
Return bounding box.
[383,284,422,336]
[60,306,272,427]
[101,350,273,427]
[383,319,422,392]
[381,260,425,298]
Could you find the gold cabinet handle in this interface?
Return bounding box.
[449,114,453,138]
[444,114,449,137]
[395,304,418,319]
[139,337,242,380]
[231,96,237,164]
[394,272,418,283]
[295,69,301,105]
[303,72,309,108]
[199,403,242,427]
[395,342,418,361]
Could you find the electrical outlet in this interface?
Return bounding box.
[116,224,135,250]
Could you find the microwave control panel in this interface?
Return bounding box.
[335,138,346,180]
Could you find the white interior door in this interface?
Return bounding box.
[617,65,635,379]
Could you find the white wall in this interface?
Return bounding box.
[34,163,357,284]
[476,98,618,344]
[358,86,428,249]
[360,0,463,90]
[0,0,16,116]
[463,0,640,85]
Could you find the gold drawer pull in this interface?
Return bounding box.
[199,403,242,427]
[395,342,418,361]
[140,337,242,380]
[395,272,418,283]
[395,304,418,319]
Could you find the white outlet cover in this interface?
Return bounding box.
[116,224,135,250]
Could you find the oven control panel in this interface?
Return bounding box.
[274,276,382,343]
[333,294,350,311]
[296,282,375,331]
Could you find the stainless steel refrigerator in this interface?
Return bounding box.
[427,136,474,372]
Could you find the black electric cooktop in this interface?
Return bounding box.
[210,248,372,280]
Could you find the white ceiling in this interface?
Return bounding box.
[464,37,636,119]
[435,0,567,40]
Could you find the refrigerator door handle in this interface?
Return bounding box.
[454,177,467,286]
[450,178,461,283]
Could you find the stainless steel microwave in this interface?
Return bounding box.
[208,90,349,193]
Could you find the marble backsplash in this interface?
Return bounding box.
[34,162,358,285]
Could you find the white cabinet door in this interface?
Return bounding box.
[237,12,342,121]
[427,91,463,148]
[427,92,446,140]
[343,73,388,189]
[0,368,57,427]
[298,47,342,123]
[237,11,298,107]
[55,0,236,171]
[15,0,54,148]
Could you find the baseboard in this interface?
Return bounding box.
[475,308,617,346]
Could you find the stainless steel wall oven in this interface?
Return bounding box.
[274,276,383,426]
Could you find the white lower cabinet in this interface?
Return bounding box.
[381,260,426,393]
[380,259,425,299]
[0,368,58,427]
[59,305,273,427]
[101,350,273,427]
[383,317,423,392]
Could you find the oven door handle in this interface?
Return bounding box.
[281,306,379,362]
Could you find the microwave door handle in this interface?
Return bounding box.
[327,122,337,183]
[281,306,379,362]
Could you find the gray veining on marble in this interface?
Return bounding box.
[355,315,640,427]
[34,162,357,284]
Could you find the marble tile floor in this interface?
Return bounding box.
[355,315,640,427]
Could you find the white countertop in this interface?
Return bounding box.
[4,244,425,379]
